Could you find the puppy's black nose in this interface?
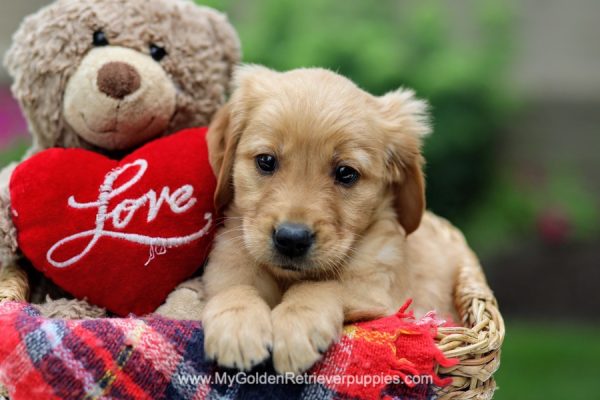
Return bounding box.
[273,223,314,258]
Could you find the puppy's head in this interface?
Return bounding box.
[208,66,430,277]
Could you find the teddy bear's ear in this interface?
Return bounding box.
[198,6,242,81]
[3,1,86,152]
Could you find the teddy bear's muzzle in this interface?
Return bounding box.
[62,46,177,151]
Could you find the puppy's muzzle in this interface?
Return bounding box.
[272,223,314,258]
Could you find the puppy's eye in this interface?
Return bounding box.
[92,30,109,47]
[335,165,360,186]
[149,44,167,61]
[255,154,277,174]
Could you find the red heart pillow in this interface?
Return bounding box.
[9,128,216,316]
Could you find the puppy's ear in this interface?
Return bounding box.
[378,88,431,235]
[207,102,238,212]
[207,64,277,212]
[392,158,426,235]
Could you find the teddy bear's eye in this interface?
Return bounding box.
[149,44,167,62]
[92,30,109,47]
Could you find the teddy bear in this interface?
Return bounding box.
[0,0,240,319]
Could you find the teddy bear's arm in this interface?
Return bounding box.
[155,276,205,320]
[0,162,19,269]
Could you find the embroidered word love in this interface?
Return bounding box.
[46,159,212,268]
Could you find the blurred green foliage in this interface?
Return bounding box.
[463,168,600,255]
[200,0,516,223]
[0,139,27,166]
[540,170,600,240]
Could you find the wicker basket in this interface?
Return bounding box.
[435,253,504,399]
[0,232,504,399]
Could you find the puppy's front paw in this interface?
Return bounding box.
[271,304,343,375]
[203,297,272,371]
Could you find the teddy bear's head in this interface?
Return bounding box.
[4,0,240,153]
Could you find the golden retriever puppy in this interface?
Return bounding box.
[202,65,467,374]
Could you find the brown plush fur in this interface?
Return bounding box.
[0,0,240,317]
[4,0,239,154]
[202,66,462,374]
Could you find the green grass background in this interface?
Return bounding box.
[494,321,600,399]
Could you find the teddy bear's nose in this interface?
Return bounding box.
[97,61,141,99]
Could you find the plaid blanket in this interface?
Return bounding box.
[0,301,456,400]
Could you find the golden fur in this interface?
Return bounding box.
[202,66,463,374]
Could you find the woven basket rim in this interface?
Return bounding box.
[433,225,505,399]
